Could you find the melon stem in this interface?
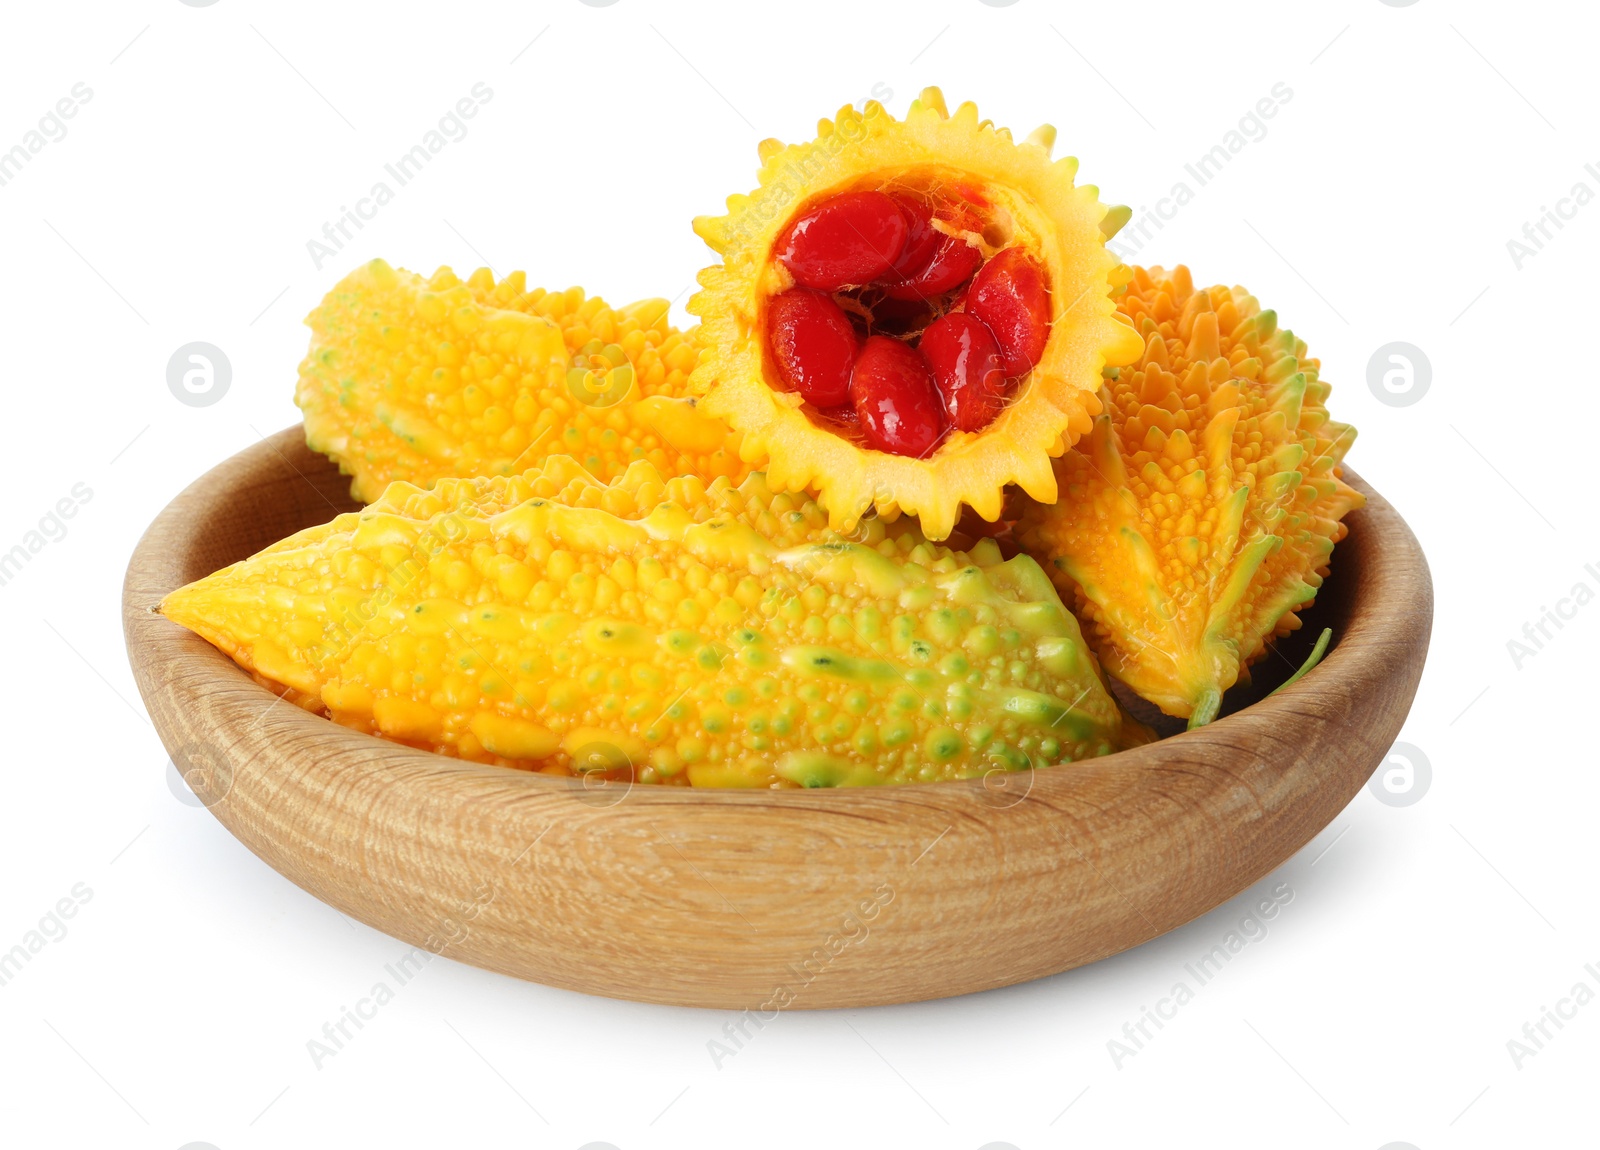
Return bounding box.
[1187,688,1221,730]
[1272,628,1333,696]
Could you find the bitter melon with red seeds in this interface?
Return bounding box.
[690,87,1142,542]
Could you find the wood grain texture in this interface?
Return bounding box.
[122,427,1432,1009]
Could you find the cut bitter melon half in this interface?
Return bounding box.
[160,457,1149,788]
[296,259,749,503]
[1014,266,1364,723]
[690,87,1143,542]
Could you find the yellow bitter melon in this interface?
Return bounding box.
[160,458,1146,788]
[1015,266,1364,724]
[296,259,749,503]
[689,86,1142,543]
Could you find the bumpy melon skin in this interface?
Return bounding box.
[1014,266,1364,721]
[689,87,1142,542]
[160,457,1148,788]
[297,260,748,503]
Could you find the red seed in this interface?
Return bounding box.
[883,231,983,300]
[919,313,1008,432]
[849,336,945,457]
[887,197,943,282]
[966,248,1051,375]
[766,288,858,407]
[886,198,985,297]
[776,192,909,292]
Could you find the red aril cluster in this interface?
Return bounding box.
[767,188,1051,456]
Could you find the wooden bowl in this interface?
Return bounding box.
[123,428,1432,1009]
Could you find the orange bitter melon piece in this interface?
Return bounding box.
[690,86,1142,542]
[1014,266,1364,723]
[296,259,749,503]
[160,458,1146,788]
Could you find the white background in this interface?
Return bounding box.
[1,1,1594,1147]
